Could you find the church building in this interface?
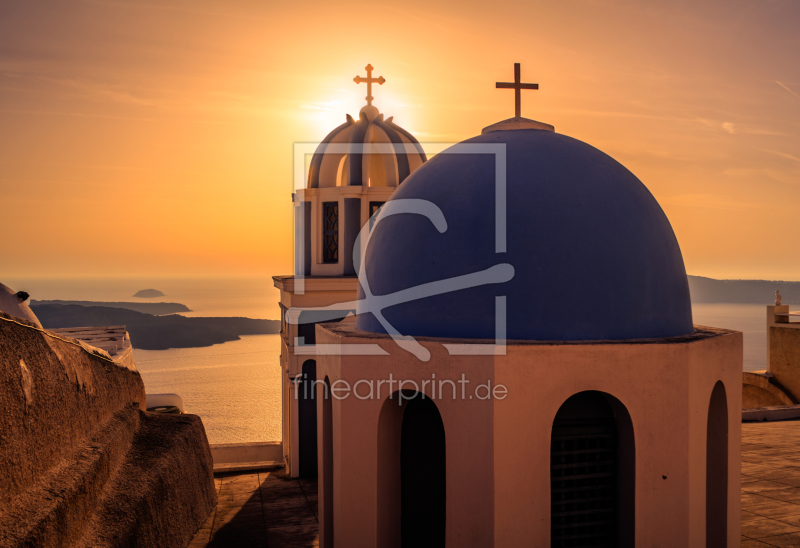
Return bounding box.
[276,64,742,547]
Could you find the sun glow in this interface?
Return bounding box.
[0,1,799,279]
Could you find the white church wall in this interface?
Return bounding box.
[314,324,497,547]
[493,330,742,546]
[313,321,741,547]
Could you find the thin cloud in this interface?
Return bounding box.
[777,81,800,100]
[722,167,800,186]
[554,108,677,122]
[0,108,234,126]
[41,77,153,107]
[78,0,246,20]
[661,193,766,212]
[761,149,800,163]
[300,102,340,112]
[0,160,221,178]
[697,118,784,137]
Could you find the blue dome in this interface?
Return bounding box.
[355,129,694,341]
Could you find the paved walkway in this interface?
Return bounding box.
[743,421,800,547]
[188,469,318,548]
[189,421,800,547]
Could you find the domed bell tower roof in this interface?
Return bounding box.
[296,65,428,279]
[307,65,426,189]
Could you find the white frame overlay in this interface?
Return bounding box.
[289,142,509,360]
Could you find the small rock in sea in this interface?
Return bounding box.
[133,289,166,298]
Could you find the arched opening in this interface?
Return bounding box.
[321,376,334,547]
[367,152,390,186]
[707,381,728,548]
[335,155,348,186]
[402,394,446,547]
[298,360,317,477]
[377,391,446,548]
[551,391,635,548]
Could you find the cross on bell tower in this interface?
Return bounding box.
[354,64,385,107]
[496,63,539,118]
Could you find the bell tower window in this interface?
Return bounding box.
[369,201,385,231]
[323,202,339,263]
[369,201,385,217]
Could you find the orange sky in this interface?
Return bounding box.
[1,0,799,280]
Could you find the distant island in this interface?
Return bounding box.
[31,304,280,351]
[30,300,190,315]
[133,289,165,298]
[687,275,800,304]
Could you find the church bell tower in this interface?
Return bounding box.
[273,64,427,478]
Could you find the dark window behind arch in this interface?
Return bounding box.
[551,391,635,548]
[707,381,728,548]
[369,201,385,231]
[298,360,317,477]
[377,391,446,548]
[401,395,446,548]
[321,376,334,547]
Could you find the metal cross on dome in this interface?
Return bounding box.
[496,63,539,118]
[353,64,385,106]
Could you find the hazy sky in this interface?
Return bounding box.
[1,0,799,280]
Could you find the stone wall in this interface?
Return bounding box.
[768,326,800,402]
[742,371,795,409]
[0,312,217,548]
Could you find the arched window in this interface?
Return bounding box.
[551,391,635,548]
[298,360,317,477]
[377,391,446,548]
[707,381,728,548]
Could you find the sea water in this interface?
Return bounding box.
[134,335,282,444]
[5,277,282,320]
[4,277,774,443]
[691,303,767,372]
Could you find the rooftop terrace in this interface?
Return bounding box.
[741,420,800,546]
